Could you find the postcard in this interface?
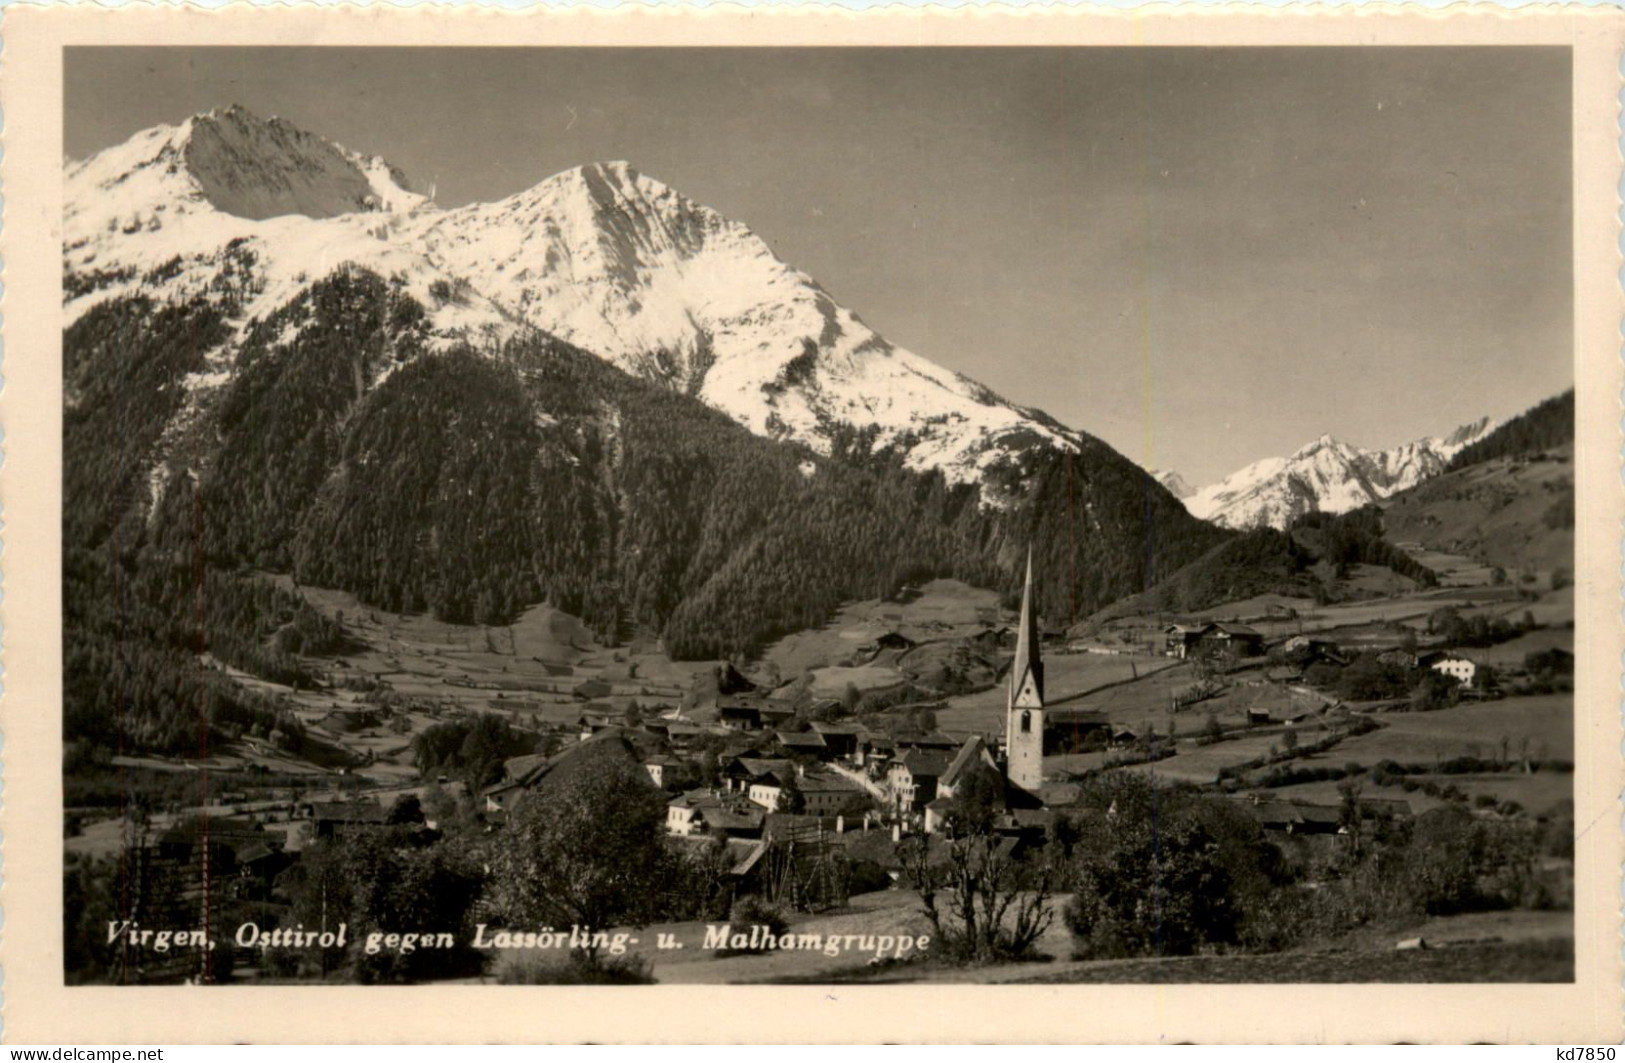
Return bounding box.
[2,3,1620,1044]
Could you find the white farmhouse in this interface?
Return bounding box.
[1425,652,1478,689]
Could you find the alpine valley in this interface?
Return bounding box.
[64,106,1230,753]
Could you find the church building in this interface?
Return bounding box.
[1004,548,1045,795]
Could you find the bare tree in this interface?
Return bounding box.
[898,771,1056,964]
[900,829,1055,964]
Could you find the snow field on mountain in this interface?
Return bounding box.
[1182,421,1498,530]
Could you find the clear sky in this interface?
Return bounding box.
[66,46,1572,485]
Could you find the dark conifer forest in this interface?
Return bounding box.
[64,267,1227,756]
[1446,390,1575,472]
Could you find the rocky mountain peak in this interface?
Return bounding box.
[1290,433,1350,460]
[487,157,739,268]
[1152,469,1195,500]
[180,104,425,220]
[1442,416,1495,448]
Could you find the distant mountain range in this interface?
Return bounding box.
[1102,392,1572,621]
[1164,419,1498,530]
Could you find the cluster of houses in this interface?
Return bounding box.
[460,554,1075,852]
[258,577,1495,886]
[1232,792,1413,836]
[501,707,1030,844]
[1164,622,1266,660]
[1170,622,1487,692]
[211,556,1512,878]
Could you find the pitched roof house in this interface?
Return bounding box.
[888,749,952,811]
[774,730,831,758]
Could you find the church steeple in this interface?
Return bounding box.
[1005,547,1045,793]
[1010,547,1044,709]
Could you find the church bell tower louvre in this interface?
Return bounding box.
[1004,547,1045,794]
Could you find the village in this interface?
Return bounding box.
[66,531,1576,984]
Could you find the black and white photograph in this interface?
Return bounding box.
[55,41,1583,994]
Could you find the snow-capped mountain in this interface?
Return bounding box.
[1151,469,1195,500]
[1184,419,1497,530]
[65,105,1081,499]
[66,106,523,355]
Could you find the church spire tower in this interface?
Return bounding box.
[1005,547,1045,793]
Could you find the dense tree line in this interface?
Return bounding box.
[1446,389,1575,472]
[202,268,431,570]
[1063,774,1292,957]
[1291,506,1439,586]
[277,739,676,984]
[64,296,229,549]
[303,334,1220,651]
[893,770,1565,968]
[1104,527,1312,616]
[1060,775,1561,960]
[280,825,488,984]
[1105,504,1438,618]
[1425,605,1536,649]
[411,715,537,791]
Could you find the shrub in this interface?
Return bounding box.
[847,858,895,897]
[1064,777,1264,959]
[1410,671,1460,711]
[1337,654,1413,701]
[1404,808,1488,915]
[427,277,472,306]
[1344,715,1380,738]
[715,896,789,956]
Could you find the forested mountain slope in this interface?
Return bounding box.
[1383,390,1575,580]
[64,269,1227,755]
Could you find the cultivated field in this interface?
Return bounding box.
[1394,545,1500,588]
[1382,448,1575,584]
[936,652,1175,737]
[1333,696,1572,767]
[806,664,909,698]
[1132,729,1327,786]
[761,579,1000,678]
[1468,627,1575,668]
[76,578,724,818]
[1104,585,1526,648]
[1257,769,1573,818]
